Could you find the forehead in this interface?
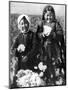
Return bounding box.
[19,19,24,23]
[19,19,28,24]
[46,11,52,14]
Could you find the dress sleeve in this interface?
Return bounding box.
[55,22,65,51]
[36,21,43,33]
[56,22,65,43]
[11,36,19,51]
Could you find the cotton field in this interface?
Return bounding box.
[9,14,66,88]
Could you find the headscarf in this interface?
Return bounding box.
[17,14,30,30]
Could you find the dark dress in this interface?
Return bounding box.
[37,21,66,84]
[11,30,41,88]
[12,30,40,72]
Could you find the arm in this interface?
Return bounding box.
[56,22,64,41]
[11,36,19,56]
[11,37,18,51]
[56,22,65,47]
[48,22,64,43]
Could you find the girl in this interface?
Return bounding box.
[37,5,66,85]
[11,14,39,73]
[11,14,41,88]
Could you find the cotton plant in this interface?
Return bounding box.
[55,68,60,77]
[34,62,47,72]
[61,68,65,75]
[34,62,47,78]
[56,77,64,85]
[16,61,65,87]
[10,57,18,84]
[29,72,42,86]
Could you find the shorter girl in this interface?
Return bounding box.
[37,5,65,85]
[12,14,38,72]
[11,15,42,88]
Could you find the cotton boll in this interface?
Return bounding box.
[38,62,47,72]
[38,62,43,71]
[16,69,44,87]
[31,73,42,86]
[24,69,32,74]
[17,44,25,52]
[43,25,52,36]
[36,76,42,86]
[39,72,44,77]
[55,68,60,76]
[30,73,37,86]
[43,65,47,72]
[34,66,38,70]
[16,69,25,78]
[30,73,38,82]
[61,68,65,75]
[56,77,63,85]
[16,73,30,87]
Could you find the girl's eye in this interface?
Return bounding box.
[51,16,53,18]
[21,22,24,25]
[47,14,49,17]
[50,13,54,16]
[19,22,24,25]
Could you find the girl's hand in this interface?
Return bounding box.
[38,62,44,71]
[42,32,50,37]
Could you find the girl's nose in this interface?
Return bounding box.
[22,24,25,27]
[47,16,51,19]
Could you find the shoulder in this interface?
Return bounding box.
[37,20,43,27]
[56,21,62,30]
[27,30,35,38]
[55,21,63,35]
[15,33,23,41]
[37,21,43,33]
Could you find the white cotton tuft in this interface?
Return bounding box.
[38,62,47,72]
[17,44,25,52]
[42,25,52,36]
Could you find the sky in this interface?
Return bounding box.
[10,2,65,17]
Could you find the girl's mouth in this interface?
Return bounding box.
[47,19,52,23]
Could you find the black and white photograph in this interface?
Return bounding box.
[9,1,66,88]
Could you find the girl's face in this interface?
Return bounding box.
[19,19,29,32]
[44,11,54,23]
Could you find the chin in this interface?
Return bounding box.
[47,20,51,23]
